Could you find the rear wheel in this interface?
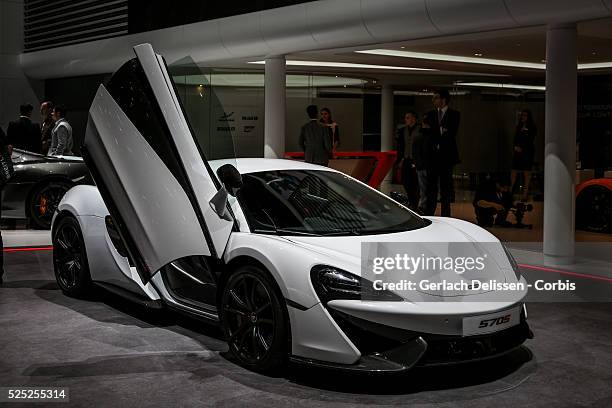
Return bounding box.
[220,265,288,372]
[53,216,92,297]
[576,186,612,233]
[29,180,73,229]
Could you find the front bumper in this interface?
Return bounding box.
[291,302,532,372]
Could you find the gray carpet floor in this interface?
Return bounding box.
[1,251,611,407]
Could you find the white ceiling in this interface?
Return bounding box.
[207,18,612,90]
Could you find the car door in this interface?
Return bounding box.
[83,43,234,284]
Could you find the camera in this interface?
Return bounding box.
[515,202,533,213]
[511,201,533,229]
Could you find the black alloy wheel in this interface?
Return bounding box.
[576,186,612,233]
[29,180,72,229]
[53,216,91,297]
[221,265,288,372]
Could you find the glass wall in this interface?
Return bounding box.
[169,65,369,158]
[42,65,612,239]
[392,85,546,235]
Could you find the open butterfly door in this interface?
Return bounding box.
[83,43,235,284]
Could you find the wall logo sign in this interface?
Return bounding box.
[219,112,235,122]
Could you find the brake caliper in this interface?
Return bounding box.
[40,196,47,216]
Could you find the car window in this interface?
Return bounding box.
[236,170,429,236]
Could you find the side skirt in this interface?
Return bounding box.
[94,281,163,310]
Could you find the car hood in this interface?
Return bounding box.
[282,217,515,299]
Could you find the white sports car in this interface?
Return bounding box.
[52,44,532,373]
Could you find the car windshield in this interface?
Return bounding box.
[236,169,429,236]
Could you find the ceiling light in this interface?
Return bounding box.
[395,90,470,96]
[172,73,366,88]
[357,49,612,72]
[474,53,483,57]
[357,49,545,69]
[578,62,612,70]
[248,60,435,71]
[456,82,545,91]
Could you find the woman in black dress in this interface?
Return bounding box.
[511,109,536,201]
[320,108,339,155]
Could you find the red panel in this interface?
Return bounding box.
[284,151,397,188]
[576,178,612,196]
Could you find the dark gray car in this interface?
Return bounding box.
[2,149,93,229]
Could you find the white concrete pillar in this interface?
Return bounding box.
[543,23,577,265]
[380,84,394,151]
[263,55,286,158]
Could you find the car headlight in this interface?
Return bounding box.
[310,265,403,303]
[502,244,521,280]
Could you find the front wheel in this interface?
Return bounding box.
[53,216,92,297]
[220,265,288,372]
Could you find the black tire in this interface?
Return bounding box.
[28,180,73,229]
[576,186,612,233]
[220,265,288,372]
[52,216,92,297]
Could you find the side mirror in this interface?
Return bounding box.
[209,164,242,222]
[216,164,243,197]
[209,188,233,221]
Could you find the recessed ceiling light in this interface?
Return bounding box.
[474,53,483,57]
[248,60,436,71]
[356,49,612,71]
[357,49,545,69]
[456,82,545,91]
[174,73,367,88]
[395,90,470,96]
[578,61,612,69]
[400,46,406,49]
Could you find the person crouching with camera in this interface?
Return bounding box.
[473,174,513,228]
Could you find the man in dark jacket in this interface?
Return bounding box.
[300,105,331,166]
[425,89,461,217]
[395,111,421,210]
[7,104,41,153]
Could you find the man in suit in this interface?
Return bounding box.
[425,89,461,217]
[300,105,331,166]
[7,104,41,153]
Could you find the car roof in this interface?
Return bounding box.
[209,158,340,175]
